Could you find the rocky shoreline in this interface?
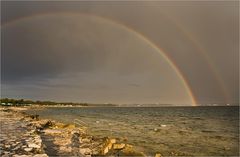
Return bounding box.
[0,108,46,157]
[0,107,150,157]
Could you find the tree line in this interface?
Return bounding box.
[0,98,117,106]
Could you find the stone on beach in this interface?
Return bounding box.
[43,129,62,134]
[101,138,117,155]
[13,155,32,157]
[28,143,41,149]
[80,148,92,155]
[119,144,145,156]
[155,153,163,157]
[24,147,33,152]
[113,143,126,150]
[33,154,48,157]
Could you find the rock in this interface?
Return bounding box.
[35,123,44,130]
[92,149,99,155]
[30,114,39,120]
[56,123,75,129]
[33,154,48,157]
[80,148,92,155]
[43,129,62,134]
[160,124,167,127]
[81,138,91,143]
[28,143,41,149]
[13,155,32,157]
[5,144,11,148]
[34,138,42,143]
[34,120,55,129]
[24,147,33,152]
[102,145,110,155]
[2,151,10,155]
[64,124,75,129]
[113,143,125,150]
[12,145,21,151]
[101,138,116,155]
[109,138,116,144]
[59,146,72,152]
[120,144,145,156]
[155,153,162,157]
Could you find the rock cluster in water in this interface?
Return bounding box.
[0,107,147,157]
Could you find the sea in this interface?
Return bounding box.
[26,106,239,156]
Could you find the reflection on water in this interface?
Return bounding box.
[27,106,239,156]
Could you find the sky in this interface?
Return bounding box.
[1,1,239,105]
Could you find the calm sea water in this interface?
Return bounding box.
[27,106,239,156]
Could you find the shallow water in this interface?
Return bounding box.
[27,106,239,156]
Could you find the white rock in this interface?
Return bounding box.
[24,147,33,152]
[13,155,32,157]
[33,154,48,157]
[28,143,41,149]
[5,145,10,148]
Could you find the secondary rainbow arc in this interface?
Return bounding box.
[160,12,230,103]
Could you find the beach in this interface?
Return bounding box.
[0,107,145,157]
[0,107,47,157]
[1,106,239,156]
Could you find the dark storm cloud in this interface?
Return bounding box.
[1,1,239,104]
[1,15,112,83]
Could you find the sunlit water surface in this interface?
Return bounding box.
[27,106,239,156]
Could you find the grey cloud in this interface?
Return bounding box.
[1,1,238,104]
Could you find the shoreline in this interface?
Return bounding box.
[0,106,148,157]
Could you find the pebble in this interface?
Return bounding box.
[12,146,21,151]
[13,155,32,157]
[33,154,48,157]
[113,143,126,150]
[155,153,162,157]
[80,148,92,155]
[24,147,33,152]
[28,143,41,149]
